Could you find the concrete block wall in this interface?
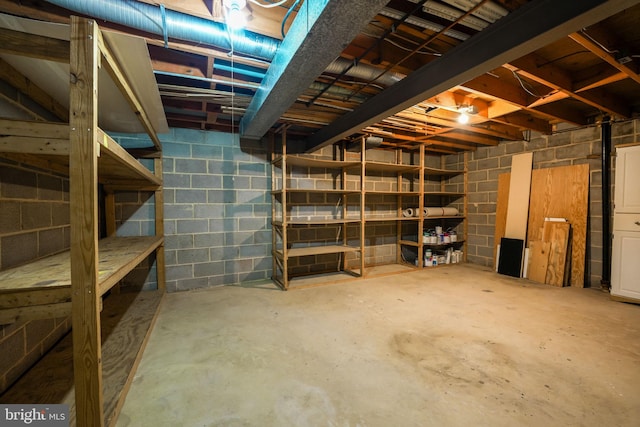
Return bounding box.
[116,128,271,292]
[0,159,70,393]
[449,119,640,287]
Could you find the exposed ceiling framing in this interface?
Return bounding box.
[1,0,640,154]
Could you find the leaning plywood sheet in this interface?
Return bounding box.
[543,221,571,287]
[493,173,510,268]
[505,152,533,240]
[528,240,550,284]
[528,164,589,287]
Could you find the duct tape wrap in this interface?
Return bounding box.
[424,207,459,217]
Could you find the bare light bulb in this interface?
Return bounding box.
[458,112,470,124]
[224,0,247,30]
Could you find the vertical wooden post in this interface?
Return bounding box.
[69,16,104,427]
[281,130,289,289]
[463,151,469,262]
[154,157,166,292]
[418,144,425,267]
[359,136,366,276]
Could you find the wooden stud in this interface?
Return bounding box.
[154,157,166,292]
[69,16,104,427]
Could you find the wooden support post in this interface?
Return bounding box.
[154,157,166,292]
[69,16,105,427]
[281,131,289,289]
[418,144,425,267]
[359,136,366,276]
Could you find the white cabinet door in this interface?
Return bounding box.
[611,230,640,300]
[614,145,640,213]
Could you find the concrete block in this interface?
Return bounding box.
[194,232,224,248]
[238,162,267,176]
[206,130,235,146]
[193,261,224,277]
[206,188,235,204]
[208,160,236,175]
[505,141,526,154]
[165,205,194,220]
[173,127,206,144]
[477,157,499,170]
[38,228,65,257]
[177,248,210,264]
[225,258,254,274]
[175,189,207,204]
[477,180,497,192]
[0,201,20,234]
[175,159,207,174]
[0,167,37,199]
[37,174,64,201]
[209,218,236,233]
[223,175,250,190]
[177,277,211,291]
[468,170,488,182]
[162,158,174,173]
[166,264,194,281]
[525,136,547,150]
[571,126,599,142]
[1,232,37,269]
[162,141,192,158]
[164,173,191,189]
[194,204,224,219]
[547,131,572,147]
[192,144,223,159]
[533,148,555,164]
[555,143,591,160]
[176,219,209,234]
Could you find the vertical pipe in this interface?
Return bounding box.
[601,116,611,289]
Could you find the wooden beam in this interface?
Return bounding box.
[506,54,631,118]
[569,31,640,86]
[490,111,553,134]
[69,16,104,427]
[0,27,69,62]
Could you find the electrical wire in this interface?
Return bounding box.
[248,0,289,8]
[511,70,545,99]
[281,0,301,38]
[383,38,442,56]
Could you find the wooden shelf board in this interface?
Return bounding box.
[0,290,163,427]
[277,245,361,257]
[0,121,160,188]
[424,166,465,176]
[424,192,465,196]
[366,216,420,222]
[273,218,362,226]
[272,189,361,195]
[0,236,163,308]
[423,215,466,220]
[365,162,421,173]
[273,155,360,169]
[366,191,420,196]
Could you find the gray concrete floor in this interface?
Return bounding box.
[116,264,640,427]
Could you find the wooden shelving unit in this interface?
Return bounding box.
[271,133,364,290]
[271,135,467,288]
[0,17,165,427]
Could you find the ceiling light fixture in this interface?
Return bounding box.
[457,105,477,124]
[223,0,247,30]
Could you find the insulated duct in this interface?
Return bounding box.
[44,0,281,60]
[325,58,405,88]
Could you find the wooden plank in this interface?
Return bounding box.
[528,240,550,283]
[0,118,69,138]
[0,236,162,293]
[154,157,166,293]
[0,302,71,325]
[286,245,361,257]
[543,221,571,287]
[0,136,69,155]
[493,173,511,268]
[505,152,533,240]
[69,16,104,426]
[528,164,589,287]
[0,27,69,63]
